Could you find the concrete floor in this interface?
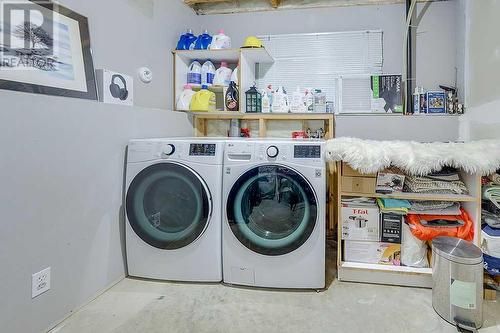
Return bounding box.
[50,243,500,333]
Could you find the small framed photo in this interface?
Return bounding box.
[0,0,97,100]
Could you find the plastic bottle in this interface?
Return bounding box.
[273,86,289,113]
[225,81,239,111]
[261,90,270,113]
[201,60,216,86]
[210,29,232,50]
[194,30,212,50]
[231,66,239,86]
[187,60,202,86]
[413,87,420,114]
[290,87,304,113]
[304,89,314,112]
[176,29,197,50]
[213,62,233,86]
[176,84,196,111]
[190,85,216,112]
[313,89,326,113]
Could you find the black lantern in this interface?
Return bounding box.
[245,86,262,113]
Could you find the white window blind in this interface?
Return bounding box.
[256,30,384,104]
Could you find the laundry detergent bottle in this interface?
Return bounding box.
[194,30,212,50]
[210,29,231,50]
[201,60,216,86]
[213,62,232,86]
[176,84,196,111]
[176,29,197,50]
[225,81,239,111]
[187,60,202,86]
[190,85,216,112]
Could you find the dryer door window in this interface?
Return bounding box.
[126,163,211,250]
[226,165,317,256]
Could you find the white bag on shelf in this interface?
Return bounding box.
[401,222,429,268]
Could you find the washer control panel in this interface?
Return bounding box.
[294,145,321,159]
[189,143,216,156]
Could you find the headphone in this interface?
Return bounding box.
[109,74,129,101]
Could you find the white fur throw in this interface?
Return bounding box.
[325,137,500,176]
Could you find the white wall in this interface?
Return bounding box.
[55,0,197,109]
[198,1,457,91]
[459,0,500,140]
[0,0,196,331]
[0,91,192,333]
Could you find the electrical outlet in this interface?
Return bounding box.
[32,267,51,298]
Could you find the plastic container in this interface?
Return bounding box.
[176,29,197,50]
[231,66,239,86]
[273,86,289,113]
[201,60,216,86]
[432,237,483,331]
[261,90,270,113]
[304,89,314,113]
[187,61,202,86]
[290,87,305,113]
[210,29,231,50]
[225,81,239,111]
[482,224,500,258]
[213,62,232,86]
[313,89,326,113]
[194,30,212,50]
[190,85,216,112]
[176,84,196,111]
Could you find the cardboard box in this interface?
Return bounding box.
[380,213,403,244]
[342,176,376,193]
[341,204,380,241]
[342,163,376,178]
[426,91,446,114]
[375,171,405,193]
[344,241,401,265]
[96,69,134,106]
[370,75,403,113]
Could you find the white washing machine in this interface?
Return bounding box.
[222,139,326,289]
[125,138,223,282]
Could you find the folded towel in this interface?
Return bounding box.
[482,209,500,228]
[378,198,411,209]
[404,175,469,195]
[377,198,408,215]
[408,202,461,215]
[483,185,500,210]
[488,173,500,185]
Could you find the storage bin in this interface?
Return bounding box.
[481,225,500,258]
[341,176,376,193]
[432,236,483,331]
[342,163,376,178]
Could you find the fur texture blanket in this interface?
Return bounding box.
[325,137,500,176]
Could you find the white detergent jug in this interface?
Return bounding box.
[210,29,231,50]
[201,60,216,86]
[176,84,196,111]
[213,62,233,86]
[304,88,314,112]
[231,66,239,86]
[262,90,270,113]
[273,86,289,113]
[290,87,305,113]
[187,60,202,86]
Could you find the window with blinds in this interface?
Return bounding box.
[256,30,384,112]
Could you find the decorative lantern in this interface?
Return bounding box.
[245,86,262,113]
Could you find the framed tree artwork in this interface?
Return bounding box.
[0,0,97,100]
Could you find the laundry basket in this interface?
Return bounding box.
[432,236,483,331]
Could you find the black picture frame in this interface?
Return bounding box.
[0,0,97,100]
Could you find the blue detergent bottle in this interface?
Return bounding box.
[176,29,197,50]
[194,30,213,50]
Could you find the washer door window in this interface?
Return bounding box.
[126,163,211,250]
[227,165,317,256]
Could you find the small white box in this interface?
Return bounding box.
[96,69,134,106]
[344,241,401,265]
[341,203,380,241]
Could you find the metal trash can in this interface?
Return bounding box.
[432,236,483,332]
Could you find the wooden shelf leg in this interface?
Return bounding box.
[259,118,267,138]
